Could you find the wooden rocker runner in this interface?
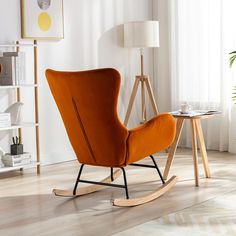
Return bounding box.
[46,68,178,207]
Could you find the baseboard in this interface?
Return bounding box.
[34,151,77,166]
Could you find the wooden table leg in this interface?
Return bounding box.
[124,77,140,126]
[163,118,185,180]
[195,119,211,178]
[190,119,199,187]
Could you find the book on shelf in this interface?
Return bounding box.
[0,51,25,86]
[0,112,11,128]
[2,152,31,167]
[0,121,11,128]
[0,159,3,168]
[0,56,15,85]
[0,112,11,119]
[169,110,221,117]
[2,52,19,57]
[15,52,26,85]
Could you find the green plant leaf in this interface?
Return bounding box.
[229,55,236,67]
[229,53,236,104]
[230,55,236,60]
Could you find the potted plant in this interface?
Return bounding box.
[229,51,236,103]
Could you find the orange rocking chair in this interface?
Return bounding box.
[46,68,178,207]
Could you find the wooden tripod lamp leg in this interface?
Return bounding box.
[124,77,140,126]
[141,79,147,123]
[144,76,159,115]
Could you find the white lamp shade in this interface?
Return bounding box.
[124,21,159,48]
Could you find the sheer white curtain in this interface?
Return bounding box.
[168,0,236,151]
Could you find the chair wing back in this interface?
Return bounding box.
[46,68,129,167]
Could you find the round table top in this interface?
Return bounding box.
[170,111,221,120]
[172,114,214,120]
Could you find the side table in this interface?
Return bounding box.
[163,113,215,186]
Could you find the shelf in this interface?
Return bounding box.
[0,84,38,89]
[0,44,38,48]
[0,122,39,131]
[0,40,41,175]
[0,161,40,173]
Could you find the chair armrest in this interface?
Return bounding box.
[126,113,176,164]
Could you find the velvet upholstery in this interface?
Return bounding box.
[46,68,176,167]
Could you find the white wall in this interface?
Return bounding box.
[152,0,171,112]
[0,0,154,165]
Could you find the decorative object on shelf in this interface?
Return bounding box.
[2,152,31,167]
[4,102,23,125]
[123,21,160,125]
[0,56,15,85]
[21,0,64,40]
[0,52,26,85]
[0,146,5,157]
[0,146,5,168]
[11,136,23,155]
[229,51,236,104]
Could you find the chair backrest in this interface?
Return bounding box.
[46,68,129,167]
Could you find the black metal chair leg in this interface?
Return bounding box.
[121,167,129,199]
[73,164,85,195]
[150,155,165,184]
[111,167,114,181]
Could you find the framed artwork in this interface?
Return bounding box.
[21,0,64,40]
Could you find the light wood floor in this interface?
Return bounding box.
[0,149,236,236]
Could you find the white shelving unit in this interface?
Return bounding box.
[0,40,40,174]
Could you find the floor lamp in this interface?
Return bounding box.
[124,21,159,126]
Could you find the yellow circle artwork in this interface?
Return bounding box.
[38,12,51,31]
